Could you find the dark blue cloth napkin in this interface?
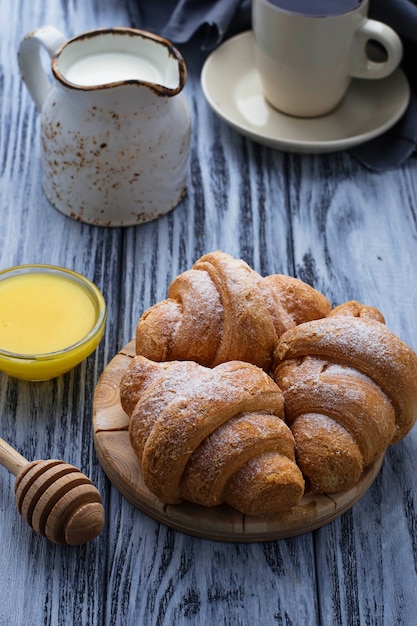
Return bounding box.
[350,0,417,170]
[136,0,251,49]
[162,0,251,48]
[136,0,417,170]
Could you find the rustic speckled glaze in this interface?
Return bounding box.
[18,26,191,226]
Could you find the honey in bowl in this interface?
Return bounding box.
[0,265,106,380]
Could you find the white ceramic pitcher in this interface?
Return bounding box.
[18,26,191,226]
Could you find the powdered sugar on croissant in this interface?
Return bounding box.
[120,355,305,515]
[136,251,331,372]
[273,301,417,493]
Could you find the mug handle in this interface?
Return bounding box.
[18,26,67,111]
[349,19,403,80]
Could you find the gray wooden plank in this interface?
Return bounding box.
[113,39,320,626]
[287,153,417,625]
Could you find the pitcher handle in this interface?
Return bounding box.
[18,26,67,111]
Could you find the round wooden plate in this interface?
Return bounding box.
[93,341,384,543]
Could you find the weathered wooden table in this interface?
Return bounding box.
[1,1,417,624]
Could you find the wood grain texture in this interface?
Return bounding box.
[1,0,417,624]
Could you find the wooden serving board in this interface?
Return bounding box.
[92,341,385,543]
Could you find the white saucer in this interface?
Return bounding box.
[201,31,410,154]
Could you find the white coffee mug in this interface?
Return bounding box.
[252,0,403,117]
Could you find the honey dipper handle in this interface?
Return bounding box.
[0,437,28,477]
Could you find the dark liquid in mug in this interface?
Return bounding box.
[266,0,362,16]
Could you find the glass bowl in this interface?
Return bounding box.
[0,264,106,381]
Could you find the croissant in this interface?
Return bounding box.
[273,301,417,494]
[135,251,331,372]
[120,355,305,515]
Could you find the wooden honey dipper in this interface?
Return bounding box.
[0,437,105,545]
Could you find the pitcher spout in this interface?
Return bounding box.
[52,28,187,96]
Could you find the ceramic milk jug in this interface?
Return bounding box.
[18,26,191,226]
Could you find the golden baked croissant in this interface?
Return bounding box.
[120,355,305,515]
[135,251,331,372]
[273,301,417,494]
